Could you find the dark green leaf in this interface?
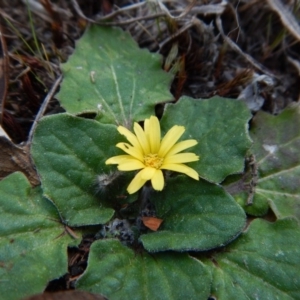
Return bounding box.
[140,176,246,252]
[161,96,252,183]
[204,218,300,300]
[31,113,135,226]
[0,172,77,300]
[233,104,300,218]
[57,25,173,126]
[77,239,211,300]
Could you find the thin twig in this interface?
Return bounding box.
[94,13,167,26]
[71,0,166,26]
[95,2,146,21]
[216,15,276,78]
[0,27,9,127]
[155,0,197,19]
[246,154,258,206]
[27,74,62,143]
[169,2,227,18]
[159,17,196,50]
[174,0,197,19]
[266,0,300,42]
[70,0,96,23]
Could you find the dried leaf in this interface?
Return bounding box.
[0,137,40,186]
[142,216,163,231]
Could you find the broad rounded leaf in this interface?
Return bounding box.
[160,96,252,183]
[235,104,300,218]
[140,176,246,252]
[31,113,134,226]
[204,218,300,300]
[0,172,77,300]
[57,25,173,126]
[250,105,300,219]
[77,239,211,300]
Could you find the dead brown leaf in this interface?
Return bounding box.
[142,216,163,231]
[0,136,40,186]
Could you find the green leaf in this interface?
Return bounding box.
[235,190,270,216]
[57,25,173,126]
[161,96,252,183]
[77,239,211,300]
[204,218,300,300]
[235,104,300,219]
[0,172,77,300]
[31,113,135,226]
[140,176,246,252]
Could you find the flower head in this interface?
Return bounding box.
[106,116,199,194]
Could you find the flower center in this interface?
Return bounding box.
[144,153,164,169]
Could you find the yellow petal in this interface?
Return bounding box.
[149,116,161,153]
[116,143,144,161]
[151,169,164,191]
[161,163,199,180]
[144,119,150,138]
[166,139,198,156]
[127,170,147,194]
[134,122,150,154]
[158,125,185,157]
[105,155,132,165]
[144,118,150,142]
[164,153,199,164]
[117,126,142,152]
[139,167,156,180]
[118,159,145,171]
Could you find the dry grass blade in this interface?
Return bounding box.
[154,0,196,19]
[70,0,96,23]
[71,0,165,26]
[266,0,300,42]
[0,136,40,186]
[287,56,300,77]
[96,2,145,21]
[0,25,9,127]
[159,17,196,50]
[0,25,12,140]
[71,0,145,23]
[21,0,53,23]
[27,74,62,142]
[189,3,226,15]
[215,15,276,78]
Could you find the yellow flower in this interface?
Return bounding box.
[105,116,199,194]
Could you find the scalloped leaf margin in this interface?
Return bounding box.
[57,25,173,126]
[160,96,252,183]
